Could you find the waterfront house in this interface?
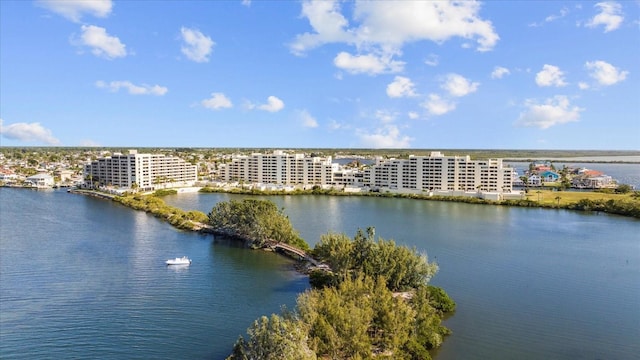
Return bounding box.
[25,173,54,188]
[572,174,614,189]
[527,174,542,186]
[539,170,560,182]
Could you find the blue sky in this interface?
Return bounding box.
[1,0,638,149]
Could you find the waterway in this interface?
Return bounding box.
[1,188,639,359]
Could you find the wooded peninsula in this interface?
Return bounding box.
[101,181,638,358]
[112,193,456,359]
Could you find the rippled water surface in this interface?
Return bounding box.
[1,188,639,359]
[1,188,307,360]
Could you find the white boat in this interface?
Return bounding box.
[166,256,192,265]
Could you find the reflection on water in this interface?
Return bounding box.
[0,188,307,360]
[164,191,640,360]
[2,188,637,360]
[166,264,190,271]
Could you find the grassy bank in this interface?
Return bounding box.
[523,189,635,206]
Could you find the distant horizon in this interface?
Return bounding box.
[1,145,639,151]
[1,1,637,149]
[13,148,640,164]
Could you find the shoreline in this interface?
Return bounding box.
[10,185,638,220]
[197,186,640,219]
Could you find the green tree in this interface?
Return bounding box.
[616,184,633,194]
[312,232,354,277]
[208,199,307,250]
[227,314,316,360]
[297,275,374,358]
[313,228,438,292]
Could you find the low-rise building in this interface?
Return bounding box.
[527,174,542,186]
[26,173,54,188]
[539,171,560,182]
[572,174,615,189]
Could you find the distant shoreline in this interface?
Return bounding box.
[503,155,640,164]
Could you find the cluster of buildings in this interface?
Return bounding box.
[2,149,620,196]
[217,150,521,200]
[78,149,520,199]
[0,151,82,188]
[512,161,615,189]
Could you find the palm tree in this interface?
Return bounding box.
[536,190,542,202]
[520,175,529,193]
[555,195,561,205]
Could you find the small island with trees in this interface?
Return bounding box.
[209,200,455,360]
[113,193,455,359]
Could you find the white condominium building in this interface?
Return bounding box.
[219,150,513,194]
[84,150,197,191]
[219,150,336,187]
[365,151,513,193]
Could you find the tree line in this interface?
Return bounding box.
[114,191,208,230]
[208,198,309,251]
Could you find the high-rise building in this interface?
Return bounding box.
[219,150,514,194]
[219,150,336,187]
[83,150,197,191]
[364,151,513,193]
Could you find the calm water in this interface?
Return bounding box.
[2,188,639,359]
[0,188,307,360]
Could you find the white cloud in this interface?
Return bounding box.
[357,124,413,148]
[291,0,499,54]
[422,94,456,116]
[289,0,353,55]
[37,0,112,22]
[578,82,590,90]
[408,111,419,120]
[0,119,60,145]
[529,6,569,27]
[424,54,439,66]
[96,80,168,96]
[180,27,214,63]
[386,76,417,98]
[298,109,318,128]
[241,0,251,7]
[441,73,479,97]
[516,95,583,129]
[585,60,628,86]
[491,66,510,79]
[586,1,624,32]
[258,96,285,112]
[291,0,499,77]
[545,7,569,23]
[76,25,126,59]
[328,119,348,130]
[535,64,567,87]
[375,110,397,123]
[201,93,232,110]
[334,52,404,75]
